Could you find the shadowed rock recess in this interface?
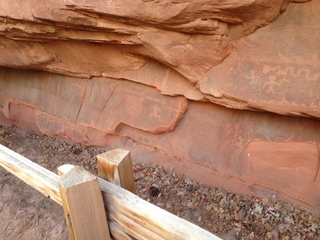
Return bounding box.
[0,0,320,210]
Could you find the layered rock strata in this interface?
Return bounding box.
[1,0,320,210]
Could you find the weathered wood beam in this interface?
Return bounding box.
[58,164,134,240]
[1,144,222,240]
[98,177,221,240]
[60,164,221,240]
[0,144,61,204]
[58,166,111,240]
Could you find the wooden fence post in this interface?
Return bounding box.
[97,148,136,194]
[58,164,135,240]
[58,166,111,240]
[1,144,221,240]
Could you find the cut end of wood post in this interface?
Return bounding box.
[97,148,136,194]
[98,148,131,165]
[57,164,75,176]
[59,166,96,188]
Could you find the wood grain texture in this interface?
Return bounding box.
[98,179,221,240]
[97,148,136,194]
[108,222,135,240]
[1,145,221,240]
[59,165,221,239]
[0,144,61,204]
[58,164,133,240]
[58,166,111,240]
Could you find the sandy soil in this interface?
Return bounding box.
[1,125,320,240]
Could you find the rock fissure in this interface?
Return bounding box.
[75,79,88,122]
[96,80,121,124]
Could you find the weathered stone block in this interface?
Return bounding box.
[246,141,319,191]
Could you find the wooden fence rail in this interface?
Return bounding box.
[0,144,221,240]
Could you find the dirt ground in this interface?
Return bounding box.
[1,125,320,240]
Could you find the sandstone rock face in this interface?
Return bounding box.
[1,0,320,210]
[0,0,318,117]
[202,1,320,118]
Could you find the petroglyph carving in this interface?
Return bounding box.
[150,105,161,120]
[245,63,320,94]
[194,114,213,134]
[188,114,215,149]
[246,70,260,86]
[125,95,142,117]
[263,75,289,94]
[226,124,250,150]
[118,87,145,100]
[263,64,320,81]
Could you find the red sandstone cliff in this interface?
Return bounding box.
[0,0,320,210]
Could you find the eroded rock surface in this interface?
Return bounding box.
[1,0,318,116]
[201,1,320,118]
[1,0,320,211]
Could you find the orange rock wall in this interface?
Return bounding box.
[1,67,320,210]
[0,0,320,210]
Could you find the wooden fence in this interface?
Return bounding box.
[0,144,221,240]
